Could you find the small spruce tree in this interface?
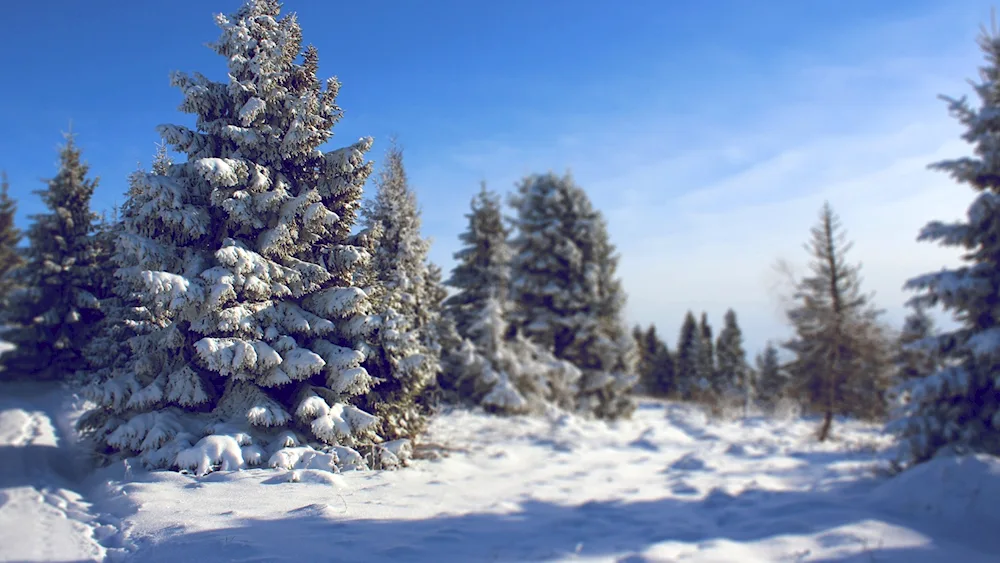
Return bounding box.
[715,308,749,404]
[639,325,674,397]
[754,342,786,411]
[0,173,23,307]
[894,303,941,384]
[360,139,439,442]
[443,183,580,413]
[2,133,104,381]
[696,312,716,402]
[675,311,701,401]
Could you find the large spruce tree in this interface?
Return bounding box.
[509,172,636,419]
[783,202,888,441]
[78,0,391,473]
[890,26,1000,465]
[2,134,104,380]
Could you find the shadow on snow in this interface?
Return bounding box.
[125,476,990,563]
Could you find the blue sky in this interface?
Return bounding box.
[0,0,995,353]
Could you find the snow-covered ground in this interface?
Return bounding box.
[2,383,999,563]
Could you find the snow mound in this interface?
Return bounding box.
[870,454,1000,528]
[174,435,245,476]
[268,447,339,472]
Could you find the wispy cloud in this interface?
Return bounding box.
[409,9,985,353]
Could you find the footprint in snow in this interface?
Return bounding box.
[668,453,707,471]
[627,428,660,452]
[670,481,699,496]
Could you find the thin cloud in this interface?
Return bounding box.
[409,9,986,353]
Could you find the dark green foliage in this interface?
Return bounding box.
[675,311,701,399]
[0,173,23,307]
[2,134,105,380]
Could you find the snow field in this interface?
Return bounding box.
[2,386,999,562]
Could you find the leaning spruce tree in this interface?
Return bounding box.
[78,0,404,474]
[1,134,105,381]
[509,172,636,419]
[783,202,887,441]
[891,26,1000,466]
[359,140,439,442]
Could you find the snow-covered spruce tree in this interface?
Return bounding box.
[444,183,512,337]
[891,28,1000,465]
[589,215,639,417]
[675,311,701,400]
[894,303,941,384]
[421,261,461,403]
[359,139,438,442]
[782,202,889,441]
[0,173,23,308]
[77,1,398,474]
[649,340,676,398]
[637,324,674,397]
[509,172,636,418]
[715,309,749,405]
[754,341,786,411]
[1,134,105,381]
[695,312,716,403]
[80,148,173,440]
[442,183,580,413]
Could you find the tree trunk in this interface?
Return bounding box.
[817,408,833,442]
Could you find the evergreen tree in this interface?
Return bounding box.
[421,261,460,405]
[509,172,636,418]
[894,303,940,383]
[442,183,580,413]
[783,202,888,441]
[0,173,23,307]
[675,311,701,400]
[1,134,104,380]
[631,324,647,392]
[650,341,676,398]
[78,1,390,473]
[638,325,674,397]
[754,342,786,410]
[444,184,512,339]
[82,147,170,430]
[360,140,439,441]
[890,27,1000,465]
[696,312,716,401]
[715,309,749,401]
